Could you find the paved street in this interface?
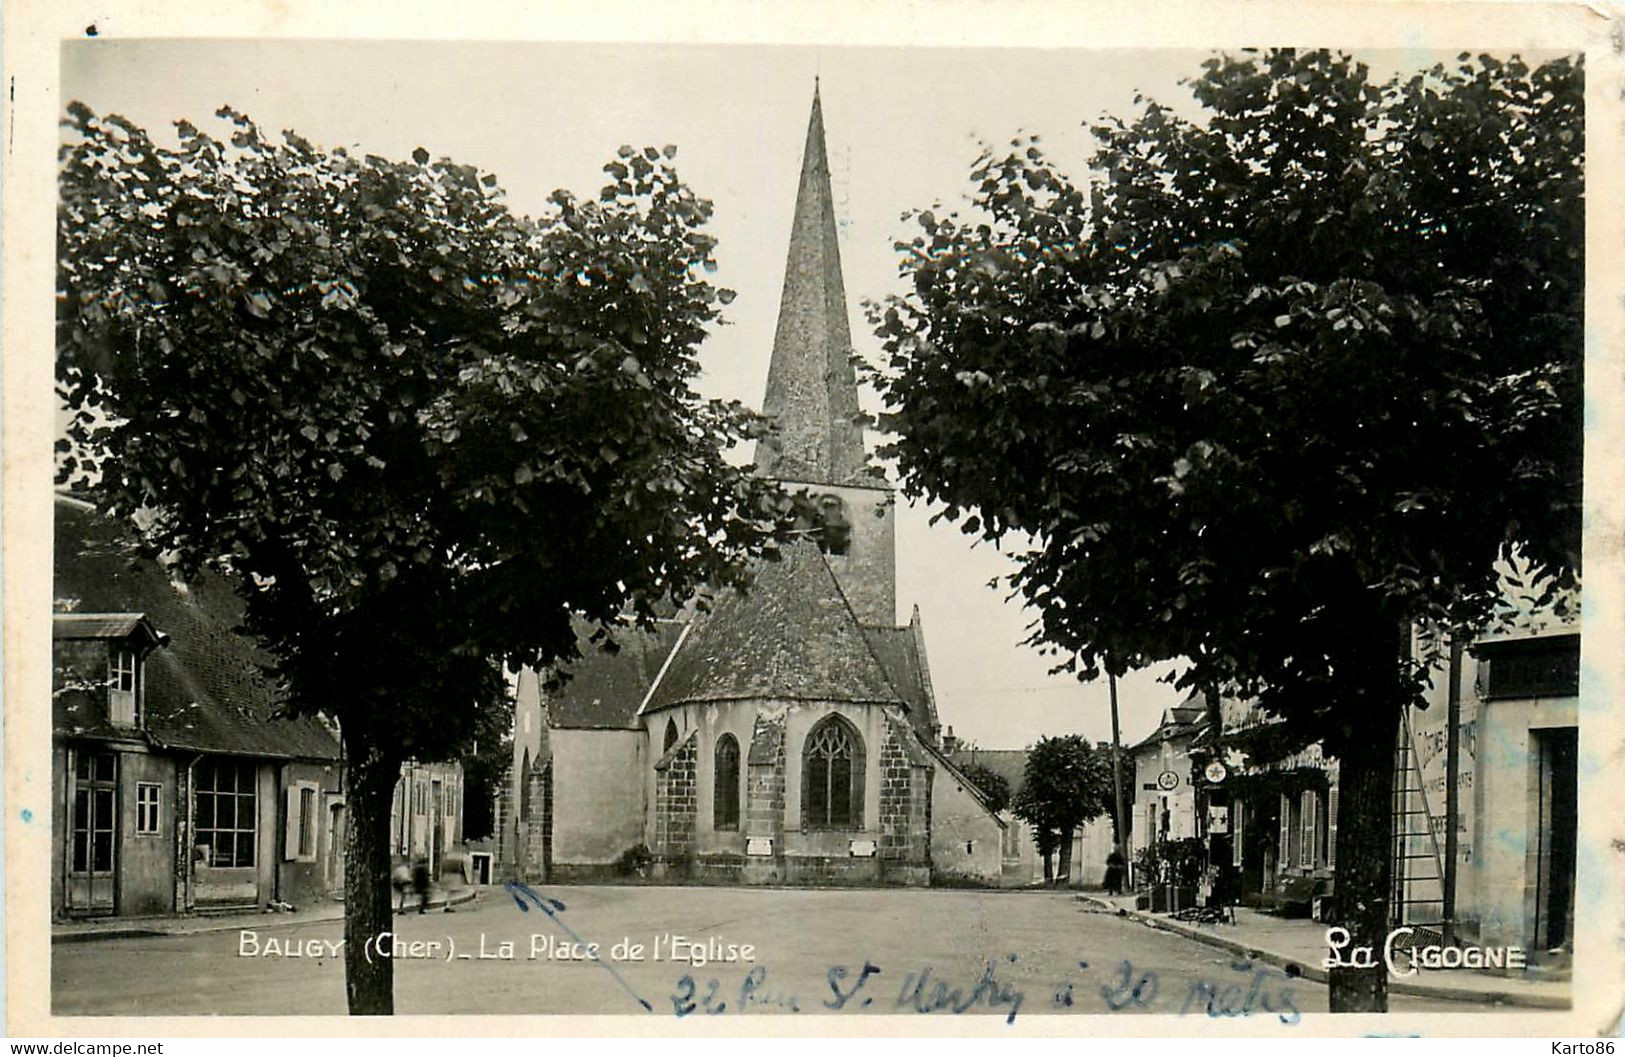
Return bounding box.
[55,885,1472,1023]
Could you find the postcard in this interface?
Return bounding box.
[6,0,1624,1040]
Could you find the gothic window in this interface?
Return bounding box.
[663,719,678,754]
[802,716,864,830]
[714,734,741,831]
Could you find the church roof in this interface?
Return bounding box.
[862,623,938,744]
[754,85,870,487]
[53,494,342,761]
[544,619,686,730]
[643,539,904,711]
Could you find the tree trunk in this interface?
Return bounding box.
[1327,700,1400,1013]
[1057,827,1076,887]
[344,743,400,1015]
[1041,842,1054,884]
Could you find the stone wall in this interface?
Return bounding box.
[654,730,699,863]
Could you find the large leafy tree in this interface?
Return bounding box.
[57,104,783,1013]
[1010,735,1114,885]
[871,50,1581,1010]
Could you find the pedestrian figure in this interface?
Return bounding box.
[1104,849,1126,896]
[391,861,413,912]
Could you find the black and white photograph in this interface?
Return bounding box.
[7,0,1625,1040]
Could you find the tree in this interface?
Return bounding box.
[957,762,1012,814]
[458,696,513,842]
[871,50,1580,1010]
[1010,735,1114,886]
[57,105,784,1013]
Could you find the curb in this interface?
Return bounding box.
[1078,895,1569,1010]
[53,887,478,944]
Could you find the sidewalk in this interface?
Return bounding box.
[1078,891,1570,1009]
[53,885,479,944]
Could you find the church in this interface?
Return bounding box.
[493,88,1006,887]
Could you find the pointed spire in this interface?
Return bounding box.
[755,85,868,485]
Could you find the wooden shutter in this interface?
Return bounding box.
[1231,800,1244,867]
[284,785,301,861]
[1279,794,1292,868]
[1300,790,1316,868]
[1327,786,1339,869]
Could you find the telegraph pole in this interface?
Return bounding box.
[1442,635,1463,946]
[1108,672,1129,876]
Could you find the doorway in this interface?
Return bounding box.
[66,748,118,915]
[1531,726,1578,953]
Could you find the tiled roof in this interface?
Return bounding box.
[644,539,903,711]
[53,495,342,761]
[544,619,686,730]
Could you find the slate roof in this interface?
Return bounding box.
[1127,696,1208,753]
[862,623,938,744]
[947,747,1030,797]
[53,495,342,761]
[644,539,903,711]
[54,613,165,642]
[754,86,870,487]
[544,619,686,730]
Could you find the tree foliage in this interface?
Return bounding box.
[870,49,1581,755]
[1010,735,1113,837]
[870,48,1580,1011]
[956,762,1012,814]
[56,103,786,1012]
[57,103,784,760]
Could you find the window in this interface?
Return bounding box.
[802,717,864,830]
[1478,635,1580,701]
[71,751,117,874]
[136,782,162,836]
[108,648,138,727]
[663,719,678,754]
[714,734,741,831]
[195,759,257,868]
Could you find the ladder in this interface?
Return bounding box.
[1389,706,1448,946]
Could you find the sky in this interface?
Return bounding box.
[59,39,1478,750]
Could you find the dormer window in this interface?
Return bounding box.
[108,647,139,727]
[53,613,166,732]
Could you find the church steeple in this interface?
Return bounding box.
[755,85,869,486]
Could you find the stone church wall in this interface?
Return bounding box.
[653,730,698,867]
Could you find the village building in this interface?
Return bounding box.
[1125,700,1207,879]
[1139,606,1578,971]
[946,740,1116,888]
[51,493,466,917]
[494,87,1006,887]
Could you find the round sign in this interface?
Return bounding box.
[1155,770,1180,792]
[1204,761,1228,784]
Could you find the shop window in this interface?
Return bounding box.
[802,716,864,830]
[714,734,741,831]
[195,759,257,868]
